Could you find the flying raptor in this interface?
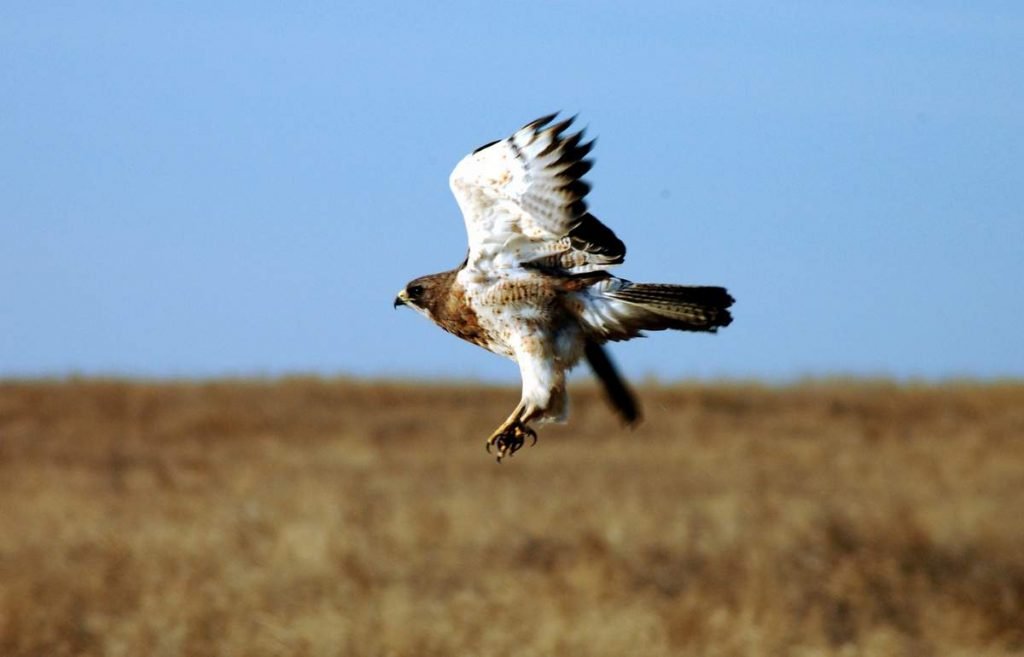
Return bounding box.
[395,114,734,461]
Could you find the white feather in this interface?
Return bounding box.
[448,115,601,274]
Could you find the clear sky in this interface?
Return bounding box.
[2,2,1022,382]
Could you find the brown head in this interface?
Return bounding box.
[393,271,457,323]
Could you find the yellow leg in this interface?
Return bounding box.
[485,402,538,462]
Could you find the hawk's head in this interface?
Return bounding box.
[394,273,450,321]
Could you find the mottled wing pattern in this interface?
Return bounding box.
[449,114,625,274]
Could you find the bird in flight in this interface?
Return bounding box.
[395,114,733,461]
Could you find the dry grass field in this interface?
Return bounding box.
[1,378,1023,656]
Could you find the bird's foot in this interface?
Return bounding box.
[485,421,538,463]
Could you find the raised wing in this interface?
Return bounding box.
[449,114,625,273]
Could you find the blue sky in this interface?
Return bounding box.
[2,2,1022,381]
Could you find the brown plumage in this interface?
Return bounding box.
[401,270,492,350]
[396,114,734,461]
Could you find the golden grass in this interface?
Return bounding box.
[1,378,1023,656]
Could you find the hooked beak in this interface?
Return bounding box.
[393,290,408,308]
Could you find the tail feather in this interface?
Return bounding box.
[608,283,734,333]
[584,341,641,425]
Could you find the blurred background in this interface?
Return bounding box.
[3,5,1024,656]
[3,2,1022,381]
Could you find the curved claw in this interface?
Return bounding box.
[485,420,538,462]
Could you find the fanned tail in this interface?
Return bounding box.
[607,283,734,333]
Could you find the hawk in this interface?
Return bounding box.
[395,114,734,461]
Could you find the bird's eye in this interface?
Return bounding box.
[407,284,425,298]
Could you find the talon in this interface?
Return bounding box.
[484,419,537,462]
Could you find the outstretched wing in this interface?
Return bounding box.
[449,114,625,274]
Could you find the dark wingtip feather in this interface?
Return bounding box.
[562,159,593,180]
[547,117,575,139]
[568,212,627,261]
[560,130,583,153]
[471,138,501,155]
[525,112,560,131]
